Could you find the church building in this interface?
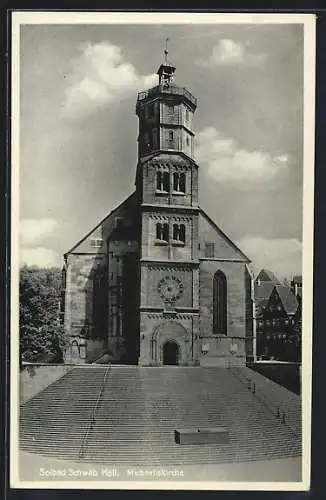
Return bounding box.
[62,60,254,367]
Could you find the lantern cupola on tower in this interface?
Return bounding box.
[157,63,176,87]
[135,43,197,161]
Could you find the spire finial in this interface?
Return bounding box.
[164,37,169,64]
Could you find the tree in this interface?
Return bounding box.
[19,265,67,363]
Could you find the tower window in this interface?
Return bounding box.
[115,217,123,229]
[156,223,169,242]
[148,102,155,117]
[172,223,186,244]
[156,170,170,192]
[213,271,227,335]
[168,130,174,148]
[152,129,157,149]
[185,108,190,121]
[173,172,186,193]
[204,242,215,258]
[144,132,151,150]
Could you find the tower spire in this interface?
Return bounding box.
[157,38,175,87]
[164,37,169,64]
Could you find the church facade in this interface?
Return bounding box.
[62,62,254,367]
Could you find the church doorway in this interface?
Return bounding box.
[163,341,180,366]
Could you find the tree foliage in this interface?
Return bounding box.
[19,265,66,363]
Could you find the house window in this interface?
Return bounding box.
[90,238,103,248]
[79,345,86,359]
[172,223,185,244]
[156,222,169,242]
[156,170,170,192]
[204,242,215,258]
[173,172,186,193]
[213,271,227,335]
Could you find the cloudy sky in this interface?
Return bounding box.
[18,20,304,279]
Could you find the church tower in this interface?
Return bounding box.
[63,47,252,367]
[135,57,201,365]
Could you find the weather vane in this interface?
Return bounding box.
[164,37,169,64]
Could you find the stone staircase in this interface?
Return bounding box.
[234,367,302,438]
[20,366,301,465]
[19,367,107,462]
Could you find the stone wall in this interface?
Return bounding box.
[140,155,198,207]
[199,260,247,367]
[140,264,196,309]
[64,253,108,363]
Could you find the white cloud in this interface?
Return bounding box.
[20,247,61,268]
[20,218,58,245]
[198,38,266,67]
[238,236,302,280]
[63,41,157,118]
[196,127,290,185]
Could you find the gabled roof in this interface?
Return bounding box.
[275,285,298,315]
[199,209,251,263]
[256,269,281,285]
[255,282,274,301]
[255,282,299,316]
[65,191,136,255]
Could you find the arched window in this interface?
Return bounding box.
[213,271,227,335]
[156,222,169,242]
[168,130,174,148]
[172,223,185,244]
[156,170,169,192]
[173,172,186,193]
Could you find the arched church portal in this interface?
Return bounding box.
[152,320,189,365]
[163,340,180,365]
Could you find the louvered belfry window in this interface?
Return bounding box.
[213,271,227,335]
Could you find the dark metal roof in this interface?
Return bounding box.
[255,282,299,316]
[255,269,281,285]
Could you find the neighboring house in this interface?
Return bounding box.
[255,269,301,362]
[61,61,254,367]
